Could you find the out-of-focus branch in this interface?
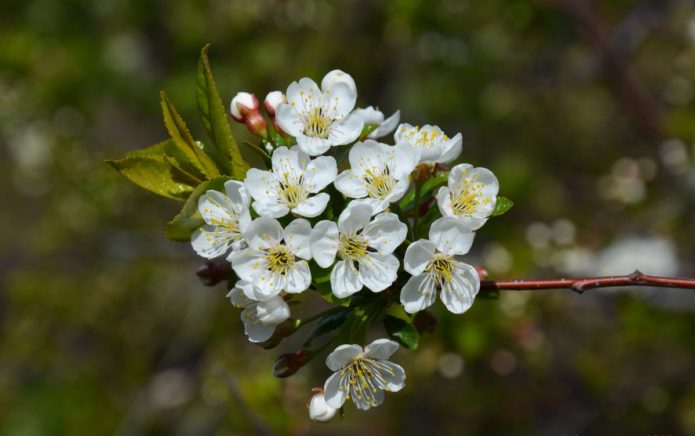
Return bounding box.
[480,270,695,294]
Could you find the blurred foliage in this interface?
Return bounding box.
[2,0,695,434]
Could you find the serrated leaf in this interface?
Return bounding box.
[491,196,513,217]
[399,171,449,209]
[383,315,420,350]
[106,156,194,201]
[165,176,231,241]
[303,308,350,347]
[309,263,351,306]
[197,44,249,179]
[126,139,204,186]
[161,91,220,179]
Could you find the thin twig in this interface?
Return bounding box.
[480,270,695,294]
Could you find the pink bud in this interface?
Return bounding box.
[272,349,313,378]
[230,92,257,121]
[264,91,285,116]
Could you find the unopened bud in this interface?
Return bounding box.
[272,349,313,378]
[196,261,231,286]
[309,391,338,422]
[264,91,285,116]
[230,92,268,137]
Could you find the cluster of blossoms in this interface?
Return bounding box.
[190,70,500,420]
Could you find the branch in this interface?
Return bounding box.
[480,270,695,294]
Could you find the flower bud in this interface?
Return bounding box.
[264,91,285,116]
[258,318,301,349]
[308,391,338,422]
[321,69,357,98]
[196,261,231,286]
[230,92,268,137]
[272,349,313,378]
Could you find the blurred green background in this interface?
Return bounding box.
[3,0,695,434]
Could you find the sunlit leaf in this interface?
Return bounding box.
[165,176,231,241]
[491,196,513,217]
[106,156,194,201]
[383,315,420,350]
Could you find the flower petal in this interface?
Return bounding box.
[374,361,406,392]
[436,132,462,163]
[191,225,232,259]
[224,180,250,208]
[244,168,276,204]
[330,260,362,298]
[391,144,420,180]
[358,253,399,293]
[364,338,399,360]
[429,217,475,255]
[310,221,339,268]
[348,140,387,176]
[271,146,302,176]
[295,134,332,156]
[325,81,357,118]
[325,344,363,371]
[285,260,312,293]
[362,212,408,254]
[228,249,265,282]
[252,199,289,218]
[403,240,436,275]
[368,110,400,139]
[197,190,234,225]
[303,156,337,193]
[284,218,312,260]
[275,103,303,137]
[436,186,454,217]
[328,113,363,145]
[337,203,373,235]
[400,273,437,314]
[243,217,284,250]
[292,193,329,218]
[256,296,291,325]
[243,316,276,343]
[323,371,348,409]
[334,170,368,198]
[440,262,480,314]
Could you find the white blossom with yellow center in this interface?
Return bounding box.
[394,123,462,164]
[353,106,400,139]
[323,339,406,411]
[245,146,337,218]
[310,204,407,298]
[228,217,312,299]
[275,72,364,156]
[436,163,499,230]
[400,217,480,314]
[190,180,251,259]
[227,280,290,343]
[334,140,420,213]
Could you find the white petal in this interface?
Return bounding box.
[256,270,286,297]
[436,186,455,217]
[303,156,337,193]
[403,240,436,275]
[328,113,363,145]
[383,177,410,203]
[197,190,233,225]
[348,140,387,175]
[323,371,348,409]
[373,361,406,392]
[325,344,363,371]
[295,134,332,156]
[447,163,473,191]
[347,197,389,214]
[252,199,289,218]
[440,262,480,314]
[310,221,339,268]
[243,315,276,343]
[358,253,399,293]
[353,106,384,125]
[354,388,384,411]
[256,296,290,325]
[337,203,373,235]
[334,170,368,198]
[244,168,277,204]
[309,393,337,422]
[429,217,475,255]
[292,194,329,218]
[227,286,249,307]
[436,132,462,163]
[284,218,312,259]
[391,143,420,180]
[243,217,284,250]
[275,103,303,137]
[330,260,362,298]
[362,212,408,254]
[364,338,399,360]
[191,225,232,259]
[400,273,437,314]
[325,81,357,118]
[321,70,357,100]
[287,77,321,110]
[224,180,250,209]
[285,260,312,293]
[228,249,265,282]
[368,110,400,139]
[271,146,302,176]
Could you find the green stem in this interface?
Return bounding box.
[297,305,345,328]
[412,181,423,239]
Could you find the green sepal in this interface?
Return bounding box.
[491,196,513,217]
[165,176,232,241]
[196,44,250,179]
[383,315,420,350]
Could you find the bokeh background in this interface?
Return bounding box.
[3,0,695,434]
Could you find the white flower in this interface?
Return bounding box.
[227,280,290,343]
[245,146,337,218]
[334,140,420,213]
[321,69,357,99]
[264,90,285,116]
[394,123,462,164]
[323,339,405,411]
[353,106,400,139]
[311,204,407,298]
[275,75,364,156]
[191,180,252,259]
[230,92,258,121]
[400,217,480,314]
[308,392,338,422]
[436,163,499,230]
[228,217,312,298]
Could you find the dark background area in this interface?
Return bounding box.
[2,0,695,434]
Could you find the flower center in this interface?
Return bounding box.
[265,245,295,275]
[451,175,488,216]
[304,107,333,138]
[425,253,456,285]
[338,234,368,260]
[278,173,308,208]
[363,167,396,200]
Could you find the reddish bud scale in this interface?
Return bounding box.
[196,261,232,286]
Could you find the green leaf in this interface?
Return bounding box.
[125,139,204,186]
[165,176,232,241]
[303,308,350,347]
[197,45,249,179]
[491,196,513,217]
[310,263,351,306]
[106,156,194,201]
[161,91,220,179]
[336,301,383,345]
[383,315,420,350]
[399,171,450,209]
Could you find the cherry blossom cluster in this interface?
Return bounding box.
[191,70,500,421]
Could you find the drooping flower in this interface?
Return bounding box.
[227,280,290,343]
[334,140,420,213]
[323,339,406,411]
[394,123,462,164]
[245,146,337,218]
[191,180,252,259]
[275,73,364,156]
[436,163,499,230]
[310,204,407,298]
[400,217,480,314]
[308,391,338,422]
[353,106,400,139]
[228,217,312,298]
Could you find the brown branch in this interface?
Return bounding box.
[480,270,695,294]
